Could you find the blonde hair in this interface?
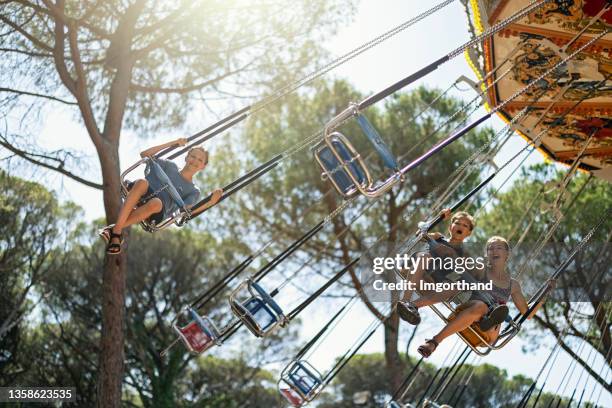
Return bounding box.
[451,211,475,231]
[188,146,208,165]
[486,236,510,252]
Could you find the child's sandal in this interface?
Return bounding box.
[418,338,439,358]
[105,231,123,255]
[98,224,117,244]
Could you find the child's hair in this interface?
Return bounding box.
[188,146,209,165]
[486,236,510,252]
[451,211,475,231]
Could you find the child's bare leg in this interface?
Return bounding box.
[432,300,488,344]
[121,198,163,228]
[112,179,150,233]
[401,252,431,301]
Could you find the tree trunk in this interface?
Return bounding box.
[97,146,127,408]
[385,194,404,391]
[384,309,405,392]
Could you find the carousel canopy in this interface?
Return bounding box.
[466,0,611,181]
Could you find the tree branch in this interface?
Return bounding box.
[534,313,611,392]
[49,0,77,96]
[66,20,102,145]
[0,14,53,51]
[129,65,253,95]
[0,135,103,189]
[0,47,53,58]
[0,87,77,105]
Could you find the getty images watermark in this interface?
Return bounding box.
[357,241,611,303]
[370,254,491,293]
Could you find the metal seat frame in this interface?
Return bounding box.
[278,360,325,407]
[229,279,287,338]
[172,307,222,354]
[321,102,404,198]
[313,132,373,198]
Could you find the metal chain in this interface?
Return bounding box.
[250,0,458,115]
[447,0,552,59]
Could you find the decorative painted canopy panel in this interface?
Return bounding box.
[467,0,612,181]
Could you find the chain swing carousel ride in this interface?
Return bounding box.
[137,0,611,407]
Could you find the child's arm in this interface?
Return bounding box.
[425,208,452,240]
[187,188,223,216]
[140,138,188,158]
[511,278,556,319]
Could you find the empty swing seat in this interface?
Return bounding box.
[173,308,221,354]
[314,134,370,198]
[229,280,287,337]
[279,361,324,406]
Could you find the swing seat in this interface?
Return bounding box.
[287,361,323,396]
[321,106,403,198]
[229,280,286,337]
[173,308,221,354]
[279,360,323,406]
[314,134,371,198]
[447,304,500,348]
[428,298,520,356]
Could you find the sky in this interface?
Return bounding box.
[3,0,610,406]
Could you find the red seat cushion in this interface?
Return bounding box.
[179,321,213,353]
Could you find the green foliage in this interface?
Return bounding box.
[28,224,294,407]
[205,80,497,290]
[0,170,72,386]
[2,0,358,134]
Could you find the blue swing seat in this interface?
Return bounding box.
[319,105,403,198]
[279,360,324,406]
[229,280,286,337]
[314,134,370,197]
[287,361,323,396]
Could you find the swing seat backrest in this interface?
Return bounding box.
[188,308,221,341]
[230,297,277,337]
[250,281,285,318]
[314,135,370,197]
[287,361,323,396]
[356,114,399,171]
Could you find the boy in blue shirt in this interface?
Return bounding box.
[100,138,223,254]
